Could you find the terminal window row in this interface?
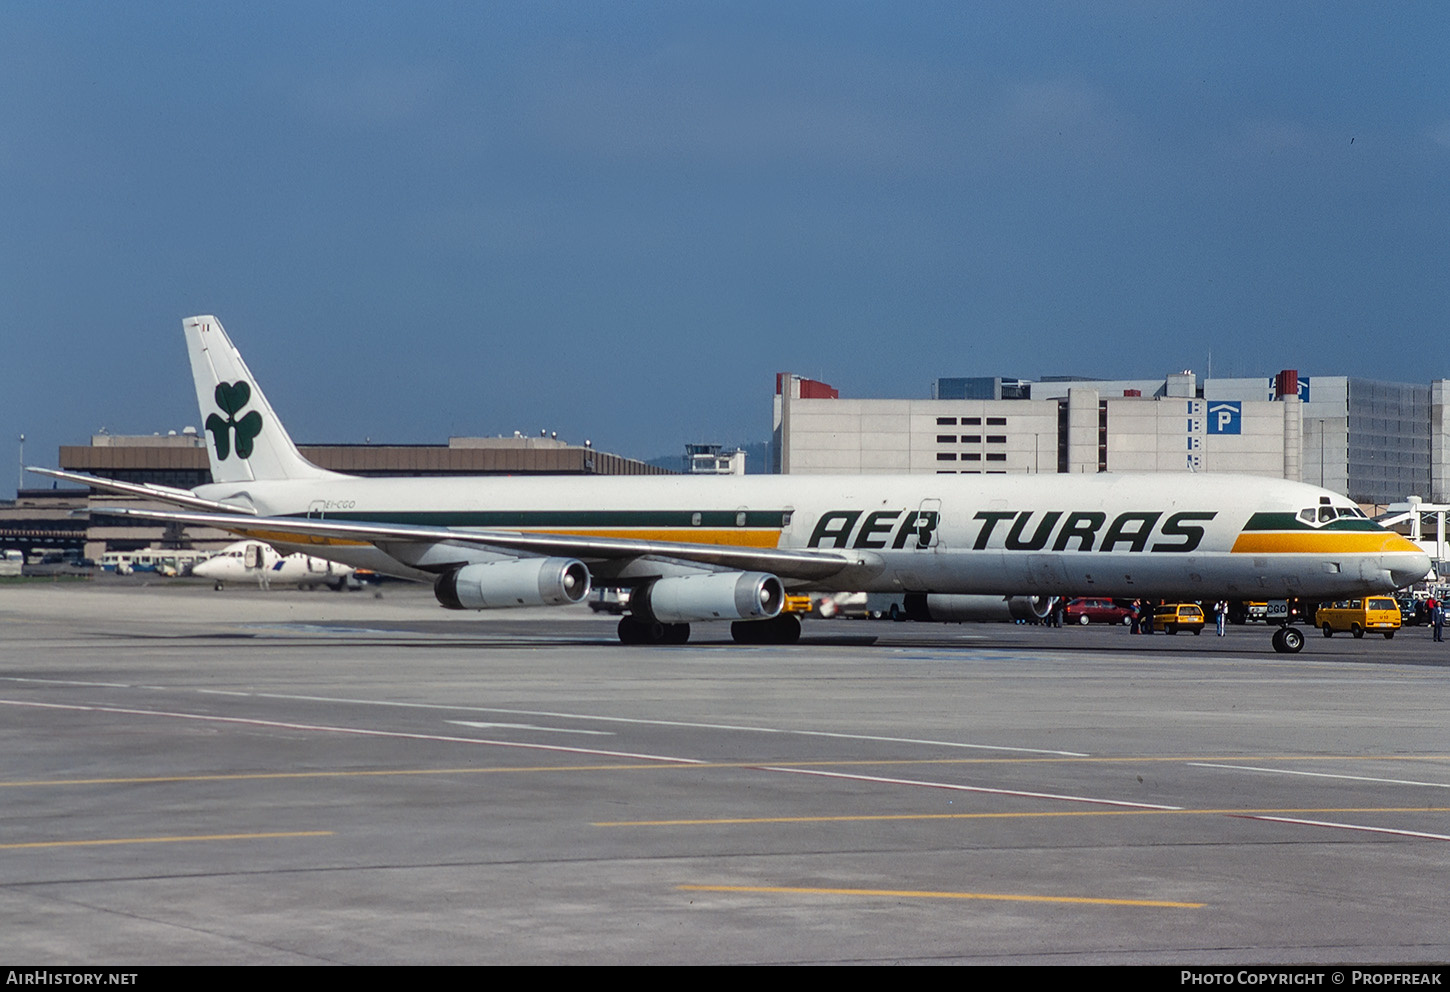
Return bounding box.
[935,435,1007,444]
[936,452,1008,462]
[935,416,1007,426]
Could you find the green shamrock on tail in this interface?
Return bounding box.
[205,381,263,460]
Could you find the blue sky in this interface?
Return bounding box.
[4,2,1448,494]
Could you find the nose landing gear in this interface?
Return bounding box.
[1271,626,1305,653]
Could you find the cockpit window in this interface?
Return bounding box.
[1299,505,1367,526]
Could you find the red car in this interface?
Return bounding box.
[1064,598,1134,625]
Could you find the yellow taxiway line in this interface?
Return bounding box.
[600,807,1450,827]
[6,754,1448,790]
[678,884,1203,909]
[0,830,333,851]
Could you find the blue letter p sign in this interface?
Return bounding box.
[1207,401,1241,435]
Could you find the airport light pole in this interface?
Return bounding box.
[16,433,22,496]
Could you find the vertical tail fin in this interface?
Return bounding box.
[184,315,337,484]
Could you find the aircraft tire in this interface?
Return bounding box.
[617,617,642,644]
[1272,626,1305,653]
[731,613,801,645]
[771,612,802,644]
[618,616,679,646]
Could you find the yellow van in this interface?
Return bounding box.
[1152,603,1205,634]
[783,594,815,615]
[1316,598,1401,639]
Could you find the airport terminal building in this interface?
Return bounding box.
[5,433,669,560]
[8,371,1447,560]
[775,370,1450,507]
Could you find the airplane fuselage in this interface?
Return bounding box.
[195,471,1426,602]
[38,314,1433,652]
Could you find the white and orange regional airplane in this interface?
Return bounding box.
[33,316,1430,653]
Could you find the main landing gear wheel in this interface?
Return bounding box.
[617,617,690,645]
[731,613,802,645]
[1271,626,1305,653]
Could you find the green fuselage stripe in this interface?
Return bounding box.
[1242,512,1383,533]
[291,509,791,529]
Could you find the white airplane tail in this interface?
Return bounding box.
[184,315,339,484]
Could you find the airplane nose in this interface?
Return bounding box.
[1389,551,1433,589]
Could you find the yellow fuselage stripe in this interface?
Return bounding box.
[1231,532,1422,555]
[528,527,783,548]
[234,522,1423,557]
[231,527,783,549]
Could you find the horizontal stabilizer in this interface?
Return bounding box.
[26,467,259,515]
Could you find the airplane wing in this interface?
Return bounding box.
[93,505,863,581]
[27,467,259,515]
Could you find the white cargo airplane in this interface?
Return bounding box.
[32,316,1429,653]
[192,540,357,591]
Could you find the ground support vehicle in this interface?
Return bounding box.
[1316,598,1401,639]
[1153,603,1205,634]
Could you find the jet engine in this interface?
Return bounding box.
[902,593,1054,623]
[435,557,591,610]
[631,571,785,624]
